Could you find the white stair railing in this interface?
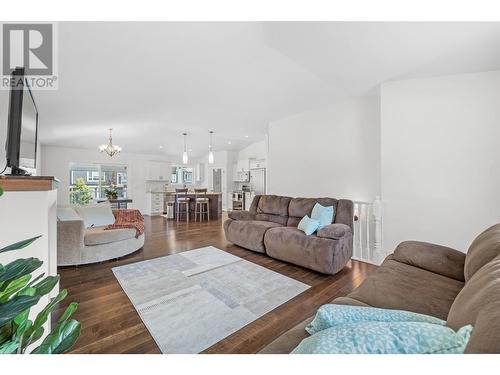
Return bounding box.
[352,196,384,265]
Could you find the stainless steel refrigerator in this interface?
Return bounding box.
[250,168,266,195]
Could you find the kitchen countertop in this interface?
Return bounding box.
[147,191,223,195]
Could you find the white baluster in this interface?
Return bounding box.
[372,195,384,265]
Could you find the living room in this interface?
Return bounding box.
[1,1,500,373]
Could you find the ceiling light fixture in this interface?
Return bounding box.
[182,132,188,164]
[208,130,214,164]
[99,128,122,157]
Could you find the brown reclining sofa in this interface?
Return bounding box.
[224,195,354,275]
[259,223,500,354]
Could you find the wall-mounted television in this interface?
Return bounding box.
[5,67,39,175]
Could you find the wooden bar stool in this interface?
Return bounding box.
[194,188,210,222]
[175,188,190,222]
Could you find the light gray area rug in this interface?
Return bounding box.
[112,246,310,353]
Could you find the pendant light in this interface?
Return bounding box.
[182,133,188,164]
[208,130,214,164]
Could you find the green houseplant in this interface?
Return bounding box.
[0,186,81,354]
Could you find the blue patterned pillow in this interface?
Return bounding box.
[311,203,334,230]
[292,321,473,354]
[307,305,446,335]
[298,215,320,235]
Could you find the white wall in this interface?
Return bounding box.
[41,145,172,213]
[267,96,380,202]
[381,71,500,253]
[237,138,268,161]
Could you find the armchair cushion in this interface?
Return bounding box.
[228,210,255,221]
[393,241,465,282]
[317,223,351,240]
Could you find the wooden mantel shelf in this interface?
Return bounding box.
[0,176,59,191]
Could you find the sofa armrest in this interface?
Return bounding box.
[393,241,465,282]
[228,211,255,221]
[316,223,352,240]
[57,220,85,264]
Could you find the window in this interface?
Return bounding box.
[171,166,193,185]
[69,163,128,204]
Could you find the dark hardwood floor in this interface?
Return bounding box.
[52,213,377,354]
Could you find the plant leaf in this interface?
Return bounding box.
[0,236,41,254]
[24,289,67,340]
[0,340,19,354]
[58,302,78,325]
[31,275,59,297]
[0,324,12,345]
[0,258,43,283]
[0,295,40,327]
[32,319,81,354]
[0,274,32,303]
[27,273,45,287]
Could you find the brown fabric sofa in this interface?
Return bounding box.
[260,223,500,354]
[224,195,353,275]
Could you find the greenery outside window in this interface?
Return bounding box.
[69,163,128,204]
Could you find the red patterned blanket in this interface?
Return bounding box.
[106,209,145,238]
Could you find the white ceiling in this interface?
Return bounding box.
[27,22,500,159]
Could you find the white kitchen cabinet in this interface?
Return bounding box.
[147,161,170,181]
[236,159,249,172]
[146,192,164,215]
[249,159,266,169]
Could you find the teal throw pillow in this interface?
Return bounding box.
[292,321,473,354]
[311,203,334,230]
[307,304,446,335]
[298,215,320,235]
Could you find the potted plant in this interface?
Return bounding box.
[104,183,118,200]
[0,186,81,354]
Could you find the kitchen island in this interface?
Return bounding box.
[165,191,223,220]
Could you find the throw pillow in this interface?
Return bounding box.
[311,203,334,230]
[298,215,320,235]
[56,207,82,221]
[292,321,473,354]
[74,201,116,228]
[307,304,446,335]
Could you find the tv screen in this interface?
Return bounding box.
[5,67,39,175]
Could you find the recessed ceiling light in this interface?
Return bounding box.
[227,141,232,145]
[188,148,193,152]
[244,135,249,138]
[159,145,163,149]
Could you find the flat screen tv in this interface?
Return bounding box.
[5,67,39,175]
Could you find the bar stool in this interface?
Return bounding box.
[175,188,190,222]
[194,188,210,222]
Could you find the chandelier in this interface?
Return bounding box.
[99,128,122,157]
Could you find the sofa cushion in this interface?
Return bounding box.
[287,198,337,227]
[291,321,472,354]
[84,226,137,246]
[347,256,464,320]
[297,215,320,235]
[311,203,335,230]
[447,254,500,353]
[57,207,81,221]
[264,227,352,275]
[254,195,292,225]
[464,223,500,281]
[74,201,116,228]
[317,223,351,240]
[393,241,465,282]
[224,219,282,253]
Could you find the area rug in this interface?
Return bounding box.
[112,246,310,353]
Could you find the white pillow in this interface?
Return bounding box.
[57,207,81,221]
[74,201,115,228]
